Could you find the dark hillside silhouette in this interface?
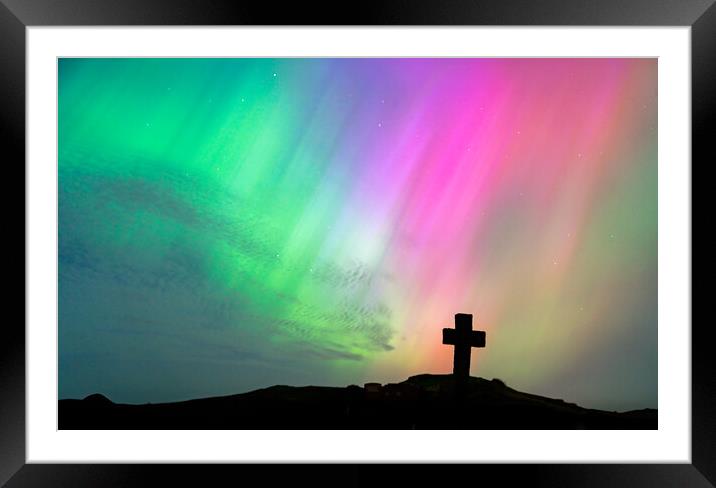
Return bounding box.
[59,314,656,429]
[59,374,656,429]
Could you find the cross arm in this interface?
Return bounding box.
[443,328,486,347]
[470,330,486,347]
[442,328,457,345]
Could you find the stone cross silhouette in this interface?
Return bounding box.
[442,313,486,378]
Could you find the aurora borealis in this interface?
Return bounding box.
[58,58,657,410]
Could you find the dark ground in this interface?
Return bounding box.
[58,374,657,429]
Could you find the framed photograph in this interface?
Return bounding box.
[7,0,707,485]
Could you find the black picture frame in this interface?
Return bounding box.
[4,0,707,486]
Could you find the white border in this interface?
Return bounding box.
[26,27,691,463]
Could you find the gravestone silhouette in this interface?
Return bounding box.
[442,313,486,378]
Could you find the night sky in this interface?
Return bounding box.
[58,58,657,411]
